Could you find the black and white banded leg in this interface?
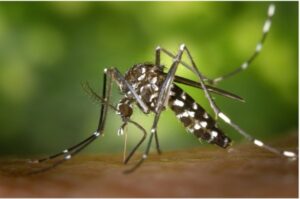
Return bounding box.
[209,4,276,84]
[28,70,113,174]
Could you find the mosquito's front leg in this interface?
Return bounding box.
[28,68,114,174]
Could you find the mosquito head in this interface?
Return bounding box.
[117,102,133,119]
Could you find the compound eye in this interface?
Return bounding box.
[118,103,133,118]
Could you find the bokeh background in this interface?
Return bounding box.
[0,2,297,157]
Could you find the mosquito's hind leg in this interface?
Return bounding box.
[208,4,276,84]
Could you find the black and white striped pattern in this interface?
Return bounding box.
[169,84,230,148]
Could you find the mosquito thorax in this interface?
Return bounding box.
[123,63,165,112]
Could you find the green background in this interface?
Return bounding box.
[0,2,297,156]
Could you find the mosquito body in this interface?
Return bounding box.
[29,4,297,174]
[118,63,230,148]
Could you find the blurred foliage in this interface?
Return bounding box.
[0,2,297,156]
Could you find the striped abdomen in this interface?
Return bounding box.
[168,84,231,148]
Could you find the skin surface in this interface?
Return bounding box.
[0,132,297,197]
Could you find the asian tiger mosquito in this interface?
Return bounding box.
[29,4,297,174]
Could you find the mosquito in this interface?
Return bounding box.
[29,4,297,174]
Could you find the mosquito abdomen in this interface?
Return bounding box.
[168,84,231,148]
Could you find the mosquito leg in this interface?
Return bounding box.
[155,46,210,81]
[96,68,112,132]
[209,4,276,84]
[179,44,297,159]
[28,133,99,175]
[123,119,147,164]
[29,132,100,164]
[29,68,113,170]
[153,44,190,154]
[149,47,164,154]
[153,130,162,154]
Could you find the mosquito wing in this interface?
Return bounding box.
[164,73,245,102]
